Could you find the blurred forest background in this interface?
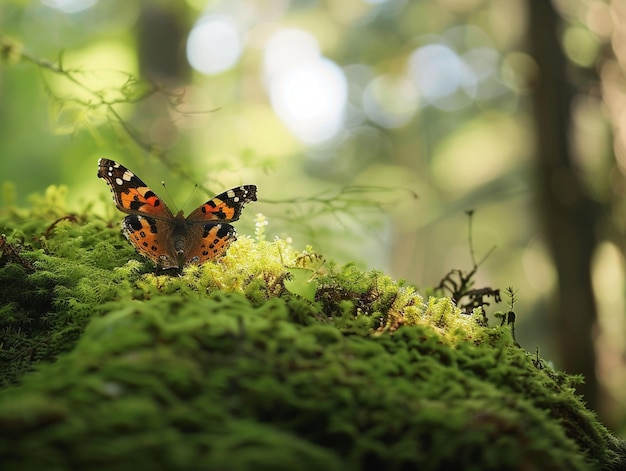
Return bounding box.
[0,0,625,434]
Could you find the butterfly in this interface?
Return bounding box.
[98,158,257,270]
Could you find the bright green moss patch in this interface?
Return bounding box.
[0,294,604,470]
[0,185,624,470]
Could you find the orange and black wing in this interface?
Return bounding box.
[186,185,257,223]
[97,158,173,219]
[183,185,257,264]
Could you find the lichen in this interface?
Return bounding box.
[0,185,623,470]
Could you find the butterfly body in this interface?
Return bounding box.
[98,158,257,269]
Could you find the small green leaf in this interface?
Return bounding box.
[284,268,317,302]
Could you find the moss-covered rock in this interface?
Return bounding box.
[0,186,624,470]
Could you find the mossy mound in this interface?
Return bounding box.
[0,186,623,470]
[0,293,612,470]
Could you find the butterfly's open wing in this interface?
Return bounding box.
[97,158,173,219]
[121,214,181,269]
[183,223,237,266]
[186,185,257,223]
[183,185,257,265]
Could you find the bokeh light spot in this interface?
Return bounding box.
[269,58,347,145]
[408,43,476,110]
[264,29,347,144]
[362,74,419,128]
[187,15,243,75]
[562,25,599,68]
[263,29,321,82]
[41,0,97,13]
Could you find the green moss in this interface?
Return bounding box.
[0,185,624,470]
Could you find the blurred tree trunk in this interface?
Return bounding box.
[528,0,600,411]
[133,3,191,157]
[136,3,189,84]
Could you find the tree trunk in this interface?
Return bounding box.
[528,0,599,410]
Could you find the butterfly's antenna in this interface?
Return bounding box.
[180,183,199,212]
[160,181,180,213]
